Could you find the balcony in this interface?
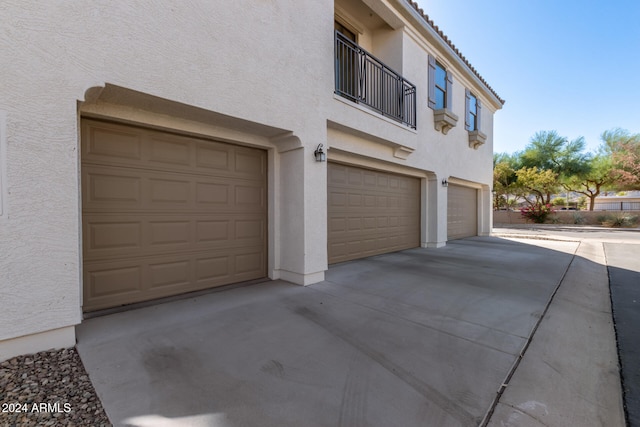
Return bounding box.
[335,31,416,129]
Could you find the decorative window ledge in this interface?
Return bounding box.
[433,109,458,135]
[393,145,414,160]
[468,130,487,149]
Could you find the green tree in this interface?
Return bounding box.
[551,197,566,207]
[577,196,588,210]
[562,154,616,210]
[520,130,591,179]
[493,153,518,209]
[601,128,640,189]
[516,167,558,206]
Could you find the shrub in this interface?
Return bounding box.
[577,196,588,210]
[520,203,554,223]
[572,212,586,225]
[552,197,566,207]
[601,213,639,228]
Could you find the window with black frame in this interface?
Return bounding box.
[468,93,477,130]
[466,91,479,131]
[428,55,457,134]
[434,61,447,109]
[465,89,486,148]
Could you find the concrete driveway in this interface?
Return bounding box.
[76,236,618,427]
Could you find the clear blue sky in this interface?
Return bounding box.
[414,0,640,155]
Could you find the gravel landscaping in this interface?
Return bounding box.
[0,347,109,426]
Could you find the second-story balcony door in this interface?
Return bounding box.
[334,24,416,129]
[335,22,359,102]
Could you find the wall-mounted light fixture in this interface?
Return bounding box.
[441,178,448,187]
[314,144,326,162]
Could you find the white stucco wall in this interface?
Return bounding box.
[0,0,501,357]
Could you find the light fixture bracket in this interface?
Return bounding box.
[314,144,326,162]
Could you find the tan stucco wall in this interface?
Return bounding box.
[0,0,333,353]
[0,0,500,357]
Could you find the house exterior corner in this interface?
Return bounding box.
[0,0,502,358]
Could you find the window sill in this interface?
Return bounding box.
[433,109,458,135]
[468,130,487,149]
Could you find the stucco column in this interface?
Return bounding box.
[479,186,492,236]
[423,175,447,248]
[275,145,326,285]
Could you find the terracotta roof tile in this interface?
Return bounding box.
[406,0,505,105]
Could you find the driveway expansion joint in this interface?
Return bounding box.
[479,242,581,427]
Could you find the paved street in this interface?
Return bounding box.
[606,243,640,427]
[494,226,639,426]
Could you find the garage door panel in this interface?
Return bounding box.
[235,252,265,275]
[84,166,265,214]
[331,244,347,259]
[196,143,266,178]
[330,165,348,184]
[196,143,231,171]
[235,184,266,208]
[84,263,142,299]
[235,149,267,176]
[148,220,191,246]
[82,119,266,311]
[376,175,388,187]
[347,217,361,231]
[349,170,364,185]
[84,243,266,310]
[363,217,376,229]
[86,220,143,252]
[376,216,388,227]
[447,184,478,240]
[148,260,192,289]
[195,256,230,282]
[328,163,420,264]
[85,259,191,308]
[195,182,230,205]
[84,170,142,206]
[148,137,191,166]
[149,178,191,204]
[196,220,230,242]
[83,123,143,161]
[84,214,264,260]
[329,217,346,233]
[83,120,265,181]
[234,218,265,241]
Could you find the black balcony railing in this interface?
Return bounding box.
[335,31,416,129]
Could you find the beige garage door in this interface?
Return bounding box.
[447,184,477,240]
[328,163,420,264]
[81,119,267,311]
